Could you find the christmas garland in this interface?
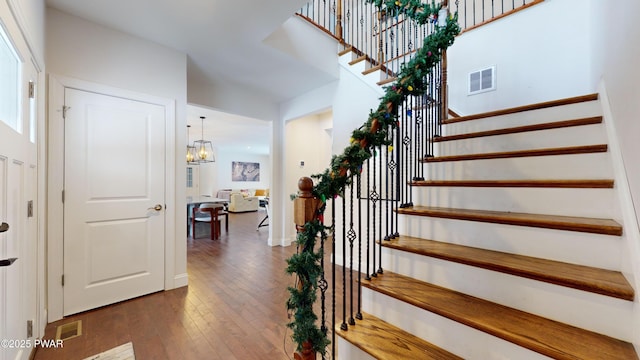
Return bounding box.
[286,1,460,356]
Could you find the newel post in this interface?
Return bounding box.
[294,177,319,232]
[293,176,319,360]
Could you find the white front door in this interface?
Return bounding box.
[63,88,166,315]
[0,19,39,360]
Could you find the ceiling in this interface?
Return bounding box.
[45,0,337,156]
[186,105,271,156]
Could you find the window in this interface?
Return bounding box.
[0,24,21,131]
[186,167,193,188]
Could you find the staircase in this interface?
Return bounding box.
[336,94,639,359]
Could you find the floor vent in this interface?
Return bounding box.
[56,320,82,341]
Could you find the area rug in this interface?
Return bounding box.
[82,342,135,360]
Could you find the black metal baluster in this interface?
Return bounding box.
[341,191,348,331]
[407,97,414,206]
[464,0,468,29]
[347,177,356,326]
[319,206,328,360]
[387,126,397,239]
[394,119,401,238]
[365,158,372,281]
[371,154,378,278]
[401,95,412,207]
[371,8,377,66]
[438,60,443,133]
[331,197,336,359]
[384,128,390,241]
[377,143,383,275]
[358,1,363,55]
[414,95,424,181]
[474,0,478,27]
[482,0,486,22]
[430,64,436,152]
[356,172,363,320]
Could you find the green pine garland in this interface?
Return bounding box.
[286,1,460,356]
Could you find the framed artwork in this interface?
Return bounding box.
[232,161,260,181]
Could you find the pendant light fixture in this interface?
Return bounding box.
[192,116,215,163]
[186,125,199,165]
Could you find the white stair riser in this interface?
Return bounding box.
[336,338,376,360]
[361,288,555,360]
[338,52,365,70]
[437,124,606,157]
[413,187,615,218]
[339,52,385,96]
[445,101,602,135]
[425,152,613,180]
[398,215,622,270]
[380,247,633,340]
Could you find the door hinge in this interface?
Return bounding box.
[62,190,65,203]
[62,105,71,119]
[27,320,33,338]
[61,274,64,286]
[28,81,35,99]
[27,200,33,218]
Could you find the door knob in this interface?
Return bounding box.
[0,258,17,267]
[147,204,163,211]
[0,222,8,233]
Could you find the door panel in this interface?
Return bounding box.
[63,88,165,316]
[0,55,38,360]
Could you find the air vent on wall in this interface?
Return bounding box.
[468,66,496,95]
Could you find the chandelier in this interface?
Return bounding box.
[192,116,215,163]
[186,125,199,165]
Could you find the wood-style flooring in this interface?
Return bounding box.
[34,210,345,360]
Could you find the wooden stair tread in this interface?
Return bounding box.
[411,179,614,188]
[337,312,463,360]
[434,116,603,142]
[396,206,622,236]
[443,94,599,124]
[382,236,634,301]
[421,144,608,163]
[362,272,638,360]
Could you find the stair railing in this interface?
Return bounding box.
[453,0,544,33]
[290,1,545,359]
[287,2,461,359]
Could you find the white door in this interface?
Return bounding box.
[63,88,166,315]
[0,22,39,360]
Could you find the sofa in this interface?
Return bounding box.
[227,193,259,213]
[216,188,268,200]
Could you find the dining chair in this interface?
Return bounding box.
[191,203,228,239]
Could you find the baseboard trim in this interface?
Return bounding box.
[173,273,189,288]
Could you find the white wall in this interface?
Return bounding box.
[592,0,640,241]
[214,151,271,193]
[264,16,339,79]
[188,78,280,122]
[448,0,594,115]
[46,8,189,292]
[284,111,334,243]
[270,63,380,246]
[590,0,640,348]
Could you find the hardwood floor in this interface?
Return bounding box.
[34,210,346,360]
